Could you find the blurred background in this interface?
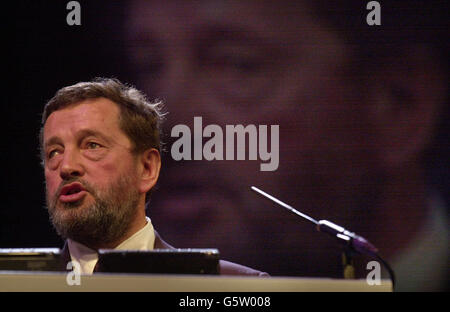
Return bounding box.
[3,1,449,291]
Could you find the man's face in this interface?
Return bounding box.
[125,0,375,274]
[43,98,141,248]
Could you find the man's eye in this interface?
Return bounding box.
[47,149,60,159]
[86,142,101,149]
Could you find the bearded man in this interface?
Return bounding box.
[40,77,267,276]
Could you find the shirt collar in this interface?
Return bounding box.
[67,216,155,274]
[115,216,155,251]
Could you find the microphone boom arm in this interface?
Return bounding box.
[251,186,396,290]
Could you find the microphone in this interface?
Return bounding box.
[316,220,378,256]
[251,186,395,289]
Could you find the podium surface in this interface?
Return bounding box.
[0,271,392,292]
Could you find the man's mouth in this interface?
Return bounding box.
[59,182,87,203]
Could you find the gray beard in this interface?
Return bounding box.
[46,175,140,249]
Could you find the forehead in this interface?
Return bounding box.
[43,98,122,141]
[125,0,348,70]
[127,0,322,43]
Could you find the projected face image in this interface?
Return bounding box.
[124,0,438,277]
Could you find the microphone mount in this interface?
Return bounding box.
[251,186,396,290]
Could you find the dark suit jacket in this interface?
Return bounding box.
[60,231,269,277]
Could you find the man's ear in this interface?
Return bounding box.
[137,148,161,194]
[367,46,446,170]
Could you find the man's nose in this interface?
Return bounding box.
[59,150,84,180]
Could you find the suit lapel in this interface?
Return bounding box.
[153,230,175,249]
[60,241,71,271]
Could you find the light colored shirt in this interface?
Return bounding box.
[388,191,449,291]
[67,216,155,274]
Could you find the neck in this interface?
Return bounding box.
[80,200,148,251]
[95,211,148,250]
